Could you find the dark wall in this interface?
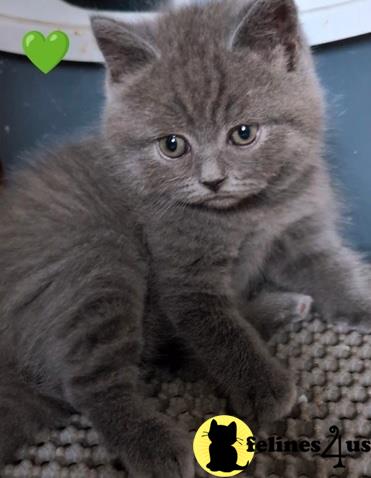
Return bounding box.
[0,54,105,166]
[313,35,371,256]
[0,34,370,254]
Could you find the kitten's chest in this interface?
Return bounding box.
[145,208,247,268]
[231,229,274,296]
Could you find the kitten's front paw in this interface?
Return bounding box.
[322,301,371,333]
[124,417,194,478]
[334,310,371,334]
[229,361,297,427]
[0,426,22,468]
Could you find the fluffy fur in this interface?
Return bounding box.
[0,1,370,476]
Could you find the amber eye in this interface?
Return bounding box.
[230,124,259,146]
[158,135,189,158]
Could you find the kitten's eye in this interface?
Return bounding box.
[229,124,259,146]
[158,135,189,158]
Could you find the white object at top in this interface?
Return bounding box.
[0,0,370,63]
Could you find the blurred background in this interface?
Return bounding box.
[0,0,370,256]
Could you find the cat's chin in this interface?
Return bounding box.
[185,187,268,211]
[202,196,242,209]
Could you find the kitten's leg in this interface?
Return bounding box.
[158,285,297,427]
[60,296,193,478]
[243,291,313,341]
[0,366,71,467]
[141,299,202,381]
[266,219,371,330]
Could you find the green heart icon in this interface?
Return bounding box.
[22,31,69,74]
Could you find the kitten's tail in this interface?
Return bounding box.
[0,363,71,468]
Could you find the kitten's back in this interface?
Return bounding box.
[0,139,145,373]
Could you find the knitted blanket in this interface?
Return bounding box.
[2,314,371,478]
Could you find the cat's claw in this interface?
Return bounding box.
[124,417,194,478]
[334,314,371,334]
[322,303,371,333]
[229,361,297,427]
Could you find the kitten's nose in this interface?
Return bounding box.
[201,176,226,192]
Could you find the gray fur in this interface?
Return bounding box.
[1,0,370,476]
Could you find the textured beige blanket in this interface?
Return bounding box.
[2,314,371,478]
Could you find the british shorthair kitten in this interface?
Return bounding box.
[1,0,370,476]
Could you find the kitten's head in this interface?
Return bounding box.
[92,0,324,210]
[208,419,237,445]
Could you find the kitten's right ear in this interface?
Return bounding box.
[91,17,159,82]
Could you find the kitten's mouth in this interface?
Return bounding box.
[186,188,268,211]
[202,195,242,209]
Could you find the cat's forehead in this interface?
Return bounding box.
[125,49,295,136]
[109,1,319,136]
[156,2,232,51]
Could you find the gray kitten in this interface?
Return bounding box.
[1,0,370,476]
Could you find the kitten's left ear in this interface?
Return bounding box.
[91,16,160,82]
[230,0,301,71]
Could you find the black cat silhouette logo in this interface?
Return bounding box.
[193,415,255,476]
